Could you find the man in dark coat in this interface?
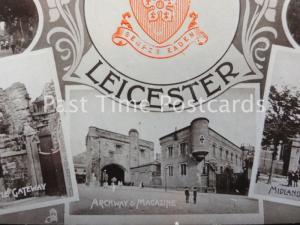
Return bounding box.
[293,171,299,187]
[288,171,293,187]
[192,187,198,204]
[184,187,190,203]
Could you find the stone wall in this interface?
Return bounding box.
[0,90,11,134]
[130,163,161,187]
[3,83,32,136]
[0,83,32,194]
[0,151,29,192]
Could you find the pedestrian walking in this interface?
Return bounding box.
[111,177,117,192]
[192,187,198,204]
[140,181,144,188]
[184,187,190,203]
[256,171,260,183]
[288,171,293,187]
[294,171,299,187]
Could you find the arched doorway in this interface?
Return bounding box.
[101,164,125,185]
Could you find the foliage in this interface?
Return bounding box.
[262,85,300,151]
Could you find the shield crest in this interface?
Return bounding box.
[129,0,191,44]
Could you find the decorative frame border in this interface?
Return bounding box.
[282,0,300,49]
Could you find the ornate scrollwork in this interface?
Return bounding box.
[46,0,85,80]
[242,0,278,78]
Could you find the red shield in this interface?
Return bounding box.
[129,0,191,44]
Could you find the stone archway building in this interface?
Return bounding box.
[85,127,155,186]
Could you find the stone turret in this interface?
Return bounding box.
[129,129,139,167]
[85,127,101,186]
[190,118,209,161]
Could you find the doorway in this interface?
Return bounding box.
[101,164,125,185]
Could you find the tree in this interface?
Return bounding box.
[263,85,300,147]
[262,85,300,183]
[0,0,37,35]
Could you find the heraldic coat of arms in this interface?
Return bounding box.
[112,0,208,59]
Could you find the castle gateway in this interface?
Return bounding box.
[85,127,158,186]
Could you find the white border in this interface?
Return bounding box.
[0,48,79,216]
[282,0,300,50]
[64,83,264,225]
[249,45,300,207]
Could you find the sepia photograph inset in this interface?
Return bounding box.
[69,85,260,220]
[0,0,39,58]
[251,46,300,205]
[0,48,77,215]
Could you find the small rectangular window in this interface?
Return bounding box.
[180,143,187,156]
[168,146,173,158]
[180,164,187,176]
[168,165,173,176]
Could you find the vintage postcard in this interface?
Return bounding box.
[249,46,300,206]
[1,0,300,224]
[0,48,78,215]
[65,85,263,225]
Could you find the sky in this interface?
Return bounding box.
[270,47,300,91]
[0,49,55,99]
[68,85,259,156]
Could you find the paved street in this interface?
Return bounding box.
[257,173,289,186]
[70,184,259,215]
[264,201,300,224]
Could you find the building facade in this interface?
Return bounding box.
[130,160,161,187]
[160,118,245,192]
[85,127,155,186]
